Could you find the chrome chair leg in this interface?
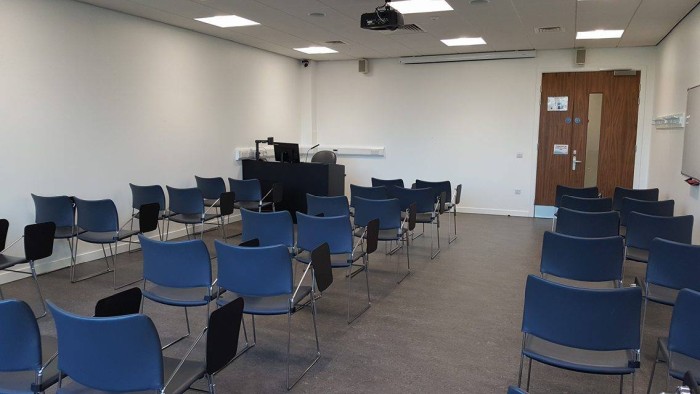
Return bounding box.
[286,293,321,390]
[448,207,457,244]
[347,257,371,324]
[29,261,47,319]
[112,241,141,290]
[162,307,192,350]
[70,241,113,283]
[234,315,256,360]
[526,358,532,391]
[646,341,661,394]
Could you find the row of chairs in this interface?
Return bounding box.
[517,185,699,393]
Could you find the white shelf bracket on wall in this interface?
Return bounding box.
[652,113,686,129]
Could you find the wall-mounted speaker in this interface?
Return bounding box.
[359,58,369,74]
[575,48,586,66]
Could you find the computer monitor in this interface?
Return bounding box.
[274,142,300,163]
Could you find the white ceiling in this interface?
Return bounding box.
[76,0,699,61]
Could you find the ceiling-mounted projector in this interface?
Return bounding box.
[361,2,404,31]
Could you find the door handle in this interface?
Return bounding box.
[572,150,583,171]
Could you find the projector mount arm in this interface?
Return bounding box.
[375,0,392,22]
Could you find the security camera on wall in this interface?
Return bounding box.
[301,59,309,67]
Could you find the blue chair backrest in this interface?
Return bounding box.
[0,300,41,372]
[167,186,204,215]
[613,187,659,211]
[554,185,599,207]
[620,198,674,226]
[626,212,693,250]
[47,301,163,392]
[354,197,401,230]
[195,176,226,200]
[391,186,435,213]
[31,194,75,228]
[669,289,700,360]
[229,178,262,201]
[541,231,624,283]
[371,178,404,188]
[507,386,528,394]
[555,208,619,238]
[128,184,165,211]
[139,235,212,288]
[306,194,349,217]
[215,241,292,297]
[647,238,700,292]
[522,275,641,351]
[296,212,352,254]
[240,209,294,247]
[559,196,612,213]
[350,185,388,207]
[74,198,119,232]
[415,180,452,204]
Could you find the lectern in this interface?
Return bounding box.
[242,160,345,220]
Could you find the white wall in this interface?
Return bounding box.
[651,6,700,243]
[0,0,302,280]
[311,47,657,217]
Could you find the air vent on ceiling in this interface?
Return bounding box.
[325,40,346,45]
[536,26,564,33]
[398,24,424,32]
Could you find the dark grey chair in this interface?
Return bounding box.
[555,208,620,238]
[625,212,693,264]
[311,150,337,164]
[612,187,659,211]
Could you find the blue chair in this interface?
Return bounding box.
[306,193,350,217]
[554,185,599,207]
[214,242,330,390]
[139,235,214,349]
[195,176,226,209]
[295,212,369,323]
[350,185,388,210]
[73,197,140,288]
[0,299,58,394]
[416,179,460,244]
[641,239,700,331]
[48,298,241,394]
[555,207,620,238]
[559,195,613,213]
[612,186,659,211]
[392,186,441,259]
[540,231,624,287]
[625,212,693,263]
[166,186,234,240]
[229,178,276,212]
[31,194,80,267]
[128,184,167,244]
[620,198,674,236]
[647,289,700,394]
[240,209,295,254]
[353,197,413,283]
[518,275,641,393]
[0,221,56,318]
[371,178,404,188]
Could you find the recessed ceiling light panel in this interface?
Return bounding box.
[294,46,338,54]
[576,29,624,39]
[441,37,486,46]
[390,0,453,14]
[195,15,259,28]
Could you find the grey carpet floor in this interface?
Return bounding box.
[1,214,674,393]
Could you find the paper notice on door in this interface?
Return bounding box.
[553,144,569,155]
[547,96,568,111]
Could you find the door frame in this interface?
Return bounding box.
[529,63,653,217]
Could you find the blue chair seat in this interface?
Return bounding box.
[626,246,649,263]
[143,286,213,307]
[168,213,219,225]
[355,227,404,241]
[217,287,312,315]
[646,283,679,306]
[56,356,204,394]
[236,201,271,211]
[295,250,360,268]
[401,211,434,223]
[77,229,139,244]
[0,335,59,394]
[523,335,637,375]
[657,338,700,381]
[55,226,82,239]
[0,254,25,270]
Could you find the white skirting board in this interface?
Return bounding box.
[456,206,531,217]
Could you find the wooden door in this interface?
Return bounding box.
[534,71,640,206]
